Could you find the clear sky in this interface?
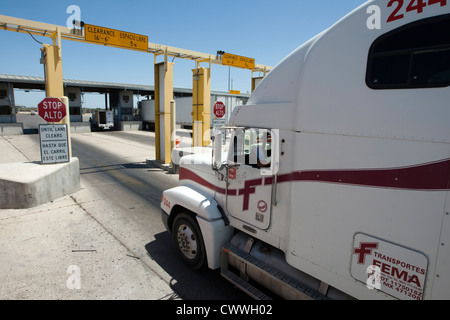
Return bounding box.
[0,0,368,108]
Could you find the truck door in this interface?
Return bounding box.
[225,128,278,230]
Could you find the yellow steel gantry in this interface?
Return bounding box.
[0,14,272,164]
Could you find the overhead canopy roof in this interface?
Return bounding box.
[0,74,250,98]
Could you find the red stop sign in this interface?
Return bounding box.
[214,101,225,118]
[38,97,67,123]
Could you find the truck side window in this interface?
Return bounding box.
[231,128,272,169]
[244,129,272,169]
[367,14,450,89]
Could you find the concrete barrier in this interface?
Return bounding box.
[70,122,91,133]
[0,123,23,135]
[0,157,80,209]
[120,121,142,131]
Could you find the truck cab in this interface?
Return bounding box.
[161,0,450,300]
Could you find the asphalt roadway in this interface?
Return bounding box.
[0,130,248,301]
[0,132,180,300]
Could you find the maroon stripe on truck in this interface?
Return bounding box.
[290,159,450,190]
[179,167,227,194]
[180,159,450,192]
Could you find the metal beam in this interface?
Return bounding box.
[0,14,273,73]
[0,14,83,42]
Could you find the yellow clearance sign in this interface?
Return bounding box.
[85,24,148,52]
[222,53,255,70]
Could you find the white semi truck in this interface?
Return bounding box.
[91,110,114,131]
[161,0,450,300]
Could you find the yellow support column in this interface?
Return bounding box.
[42,42,72,158]
[251,76,264,93]
[41,44,64,98]
[154,61,174,164]
[192,67,211,147]
[60,96,72,157]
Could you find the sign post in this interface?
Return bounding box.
[37,97,70,164]
[84,24,148,52]
[213,101,226,119]
[38,97,67,123]
[38,124,70,164]
[222,53,255,70]
[213,101,226,137]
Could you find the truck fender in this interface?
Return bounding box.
[161,186,234,269]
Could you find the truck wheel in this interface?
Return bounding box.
[172,213,206,271]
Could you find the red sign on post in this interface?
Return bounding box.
[214,101,226,118]
[38,97,67,123]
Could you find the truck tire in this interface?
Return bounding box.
[172,213,206,271]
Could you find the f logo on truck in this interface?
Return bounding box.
[353,242,379,264]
